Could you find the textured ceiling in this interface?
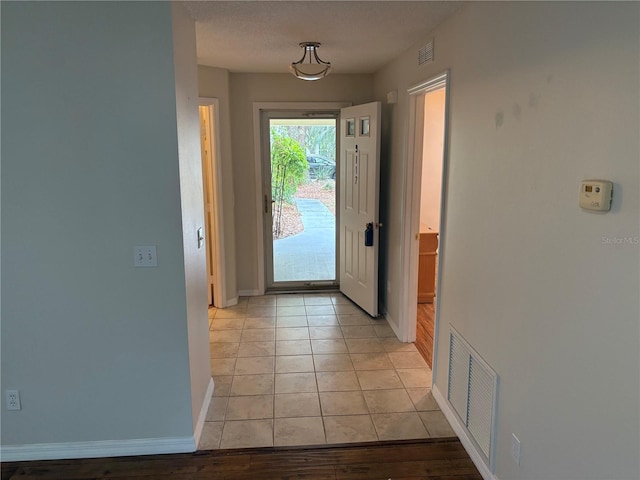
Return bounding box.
[185,1,462,74]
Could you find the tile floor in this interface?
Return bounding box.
[199,293,455,450]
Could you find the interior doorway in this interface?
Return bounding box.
[399,72,450,378]
[414,87,446,368]
[262,113,339,291]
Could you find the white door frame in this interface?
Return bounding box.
[398,71,450,383]
[199,98,227,308]
[252,102,350,295]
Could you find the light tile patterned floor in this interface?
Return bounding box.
[199,293,455,450]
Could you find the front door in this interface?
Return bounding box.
[338,102,381,317]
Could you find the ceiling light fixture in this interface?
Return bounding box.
[289,42,331,81]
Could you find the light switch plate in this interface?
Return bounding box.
[134,246,157,267]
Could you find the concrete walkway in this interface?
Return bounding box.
[273,198,335,282]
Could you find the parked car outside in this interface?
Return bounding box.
[306,154,336,179]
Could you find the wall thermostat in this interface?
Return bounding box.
[579,180,613,212]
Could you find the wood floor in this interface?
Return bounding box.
[1,438,482,480]
[415,303,435,369]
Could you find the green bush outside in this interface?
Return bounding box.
[271,134,308,203]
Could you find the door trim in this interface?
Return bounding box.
[399,71,450,383]
[198,98,227,308]
[252,102,350,294]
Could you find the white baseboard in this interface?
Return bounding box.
[432,384,497,480]
[0,435,196,462]
[193,377,215,448]
[238,289,261,297]
[3,378,216,462]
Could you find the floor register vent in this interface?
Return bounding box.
[448,326,499,472]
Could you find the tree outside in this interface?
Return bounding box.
[270,134,308,202]
[270,120,337,239]
[271,124,335,163]
[270,133,308,237]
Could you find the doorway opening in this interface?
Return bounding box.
[399,72,450,379]
[262,114,339,291]
[415,86,446,368]
[252,100,381,318]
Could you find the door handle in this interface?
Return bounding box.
[264,195,273,214]
[364,222,374,247]
[197,227,205,249]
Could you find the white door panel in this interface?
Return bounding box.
[339,102,381,317]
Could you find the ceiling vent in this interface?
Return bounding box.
[418,40,434,66]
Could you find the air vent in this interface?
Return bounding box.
[448,326,498,472]
[418,40,434,66]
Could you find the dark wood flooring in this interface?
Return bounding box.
[1,438,481,480]
[415,303,435,369]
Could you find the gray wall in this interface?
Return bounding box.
[1,1,202,447]
[373,2,639,479]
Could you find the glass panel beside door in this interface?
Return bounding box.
[264,115,338,289]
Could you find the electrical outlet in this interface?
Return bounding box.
[134,245,158,267]
[6,390,21,411]
[511,433,521,465]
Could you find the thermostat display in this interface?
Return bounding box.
[579,180,612,212]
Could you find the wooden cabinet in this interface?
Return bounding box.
[417,227,438,304]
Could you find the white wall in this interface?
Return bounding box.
[221,73,375,292]
[171,3,211,433]
[1,1,202,454]
[374,2,639,479]
[197,66,239,305]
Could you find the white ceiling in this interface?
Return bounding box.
[185,1,462,74]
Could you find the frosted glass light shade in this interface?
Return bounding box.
[290,42,332,81]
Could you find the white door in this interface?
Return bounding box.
[339,102,381,317]
[199,106,216,306]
